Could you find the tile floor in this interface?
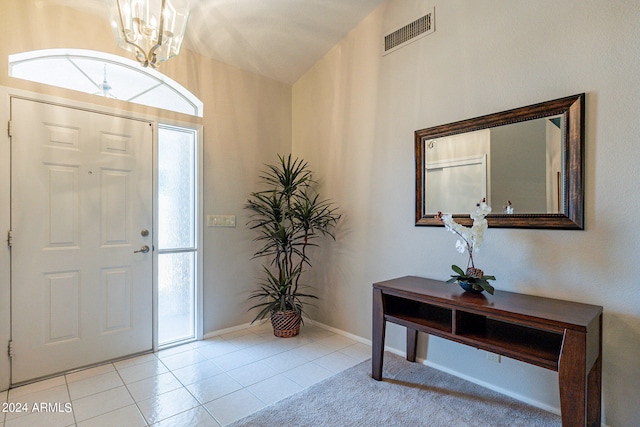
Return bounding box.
[0,323,371,427]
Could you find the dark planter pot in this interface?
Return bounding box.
[458,280,484,294]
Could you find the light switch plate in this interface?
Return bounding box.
[207,214,236,228]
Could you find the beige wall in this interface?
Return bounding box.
[0,0,291,388]
[293,1,640,425]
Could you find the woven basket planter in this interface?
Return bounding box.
[270,310,301,338]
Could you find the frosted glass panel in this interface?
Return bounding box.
[158,124,198,347]
[158,252,195,344]
[158,127,196,249]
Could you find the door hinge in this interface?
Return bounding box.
[7,230,12,248]
[8,340,13,358]
[7,120,12,137]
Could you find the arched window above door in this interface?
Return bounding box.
[9,49,203,117]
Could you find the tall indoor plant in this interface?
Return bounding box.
[245,154,340,337]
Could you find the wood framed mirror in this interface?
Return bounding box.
[415,93,585,229]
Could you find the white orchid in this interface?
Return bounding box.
[436,199,491,268]
[437,199,496,294]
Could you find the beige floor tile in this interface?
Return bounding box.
[171,360,223,386]
[246,374,303,405]
[8,377,66,400]
[136,387,199,425]
[67,370,124,400]
[4,405,74,427]
[71,386,134,422]
[151,405,221,427]
[209,349,263,371]
[283,361,333,388]
[262,349,308,373]
[66,363,116,384]
[226,360,279,387]
[287,340,335,361]
[126,372,183,402]
[196,341,241,360]
[204,389,266,426]
[186,373,243,404]
[220,332,270,350]
[338,342,372,362]
[158,349,209,371]
[156,343,196,359]
[113,353,157,370]
[76,404,146,427]
[313,351,359,373]
[5,385,70,422]
[116,359,168,384]
[316,333,358,351]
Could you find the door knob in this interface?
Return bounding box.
[134,245,150,254]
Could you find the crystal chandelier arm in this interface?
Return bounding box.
[115,0,152,67]
[110,0,188,68]
[146,0,168,67]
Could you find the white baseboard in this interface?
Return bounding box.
[304,318,370,344]
[419,358,561,415]
[305,318,407,357]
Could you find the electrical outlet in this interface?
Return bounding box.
[486,351,501,363]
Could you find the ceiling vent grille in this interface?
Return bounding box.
[383,9,434,56]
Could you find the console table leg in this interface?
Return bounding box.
[586,355,602,426]
[558,329,589,426]
[372,288,386,381]
[407,328,418,362]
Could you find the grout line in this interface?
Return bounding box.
[113,363,149,427]
[62,373,78,427]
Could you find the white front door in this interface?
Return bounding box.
[10,98,153,384]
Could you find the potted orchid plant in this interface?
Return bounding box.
[436,199,496,294]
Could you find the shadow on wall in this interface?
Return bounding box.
[602,312,640,426]
[304,210,354,324]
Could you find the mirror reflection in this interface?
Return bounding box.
[424,115,564,215]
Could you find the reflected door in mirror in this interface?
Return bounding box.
[423,116,564,216]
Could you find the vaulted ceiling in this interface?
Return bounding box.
[43,0,386,84]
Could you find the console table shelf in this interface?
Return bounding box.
[385,294,452,333]
[372,276,602,427]
[454,316,563,369]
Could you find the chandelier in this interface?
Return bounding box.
[106,0,190,68]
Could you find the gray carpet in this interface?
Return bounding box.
[229,353,561,427]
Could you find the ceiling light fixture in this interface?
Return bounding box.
[106,0,190,68]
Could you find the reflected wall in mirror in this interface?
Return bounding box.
[415,94,585,229]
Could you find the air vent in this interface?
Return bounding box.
[383,9,434,56]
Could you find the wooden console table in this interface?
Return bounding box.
[372,276,602,427]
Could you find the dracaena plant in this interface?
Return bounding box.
[245,154,340,321]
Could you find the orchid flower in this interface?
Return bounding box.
[436,199,491,269]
